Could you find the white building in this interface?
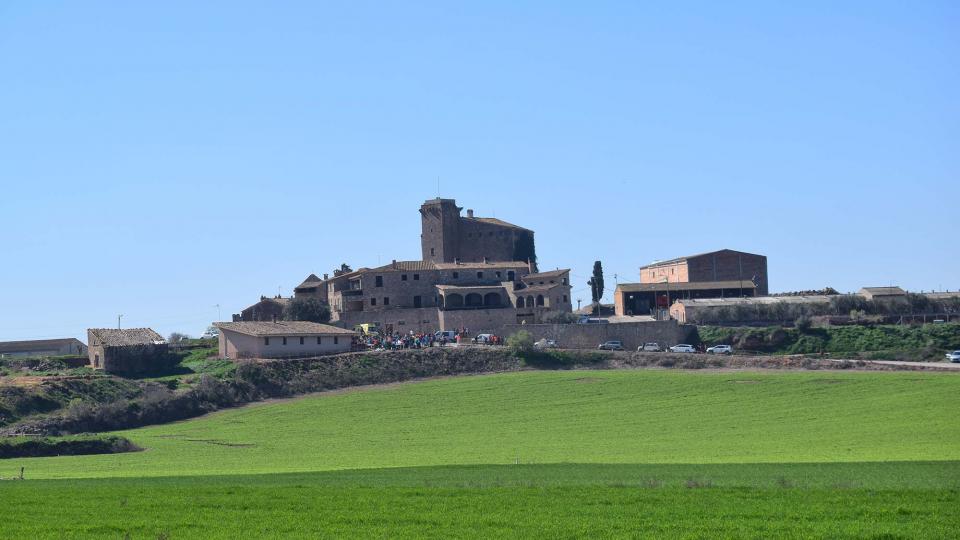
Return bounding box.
[214,321,354,359]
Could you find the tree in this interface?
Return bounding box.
[168,332,190,343]
[587,261,604,314]
[283,297,331,323]
[333,263,353,277]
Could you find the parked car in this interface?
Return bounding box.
[473,334,494,344]
[578,317,610,324]
[946,350,960,363]
[534,339,558,350]
[706,345,734,355]
[638,342,662,352]
[669,344,696,353]
[598,340,624,351]
[434,330,457,341]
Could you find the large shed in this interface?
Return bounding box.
[215,321,355,359]
[87,328,168,374]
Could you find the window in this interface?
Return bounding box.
[508,271,515,281]
[384,297,390,306]
[402,274,408,281]
[453,272,459,279]
[563,295,568,303]
[562,278,567,285]
[299,337,304,345]
[264,338,270,346]
[371,298,377,306]
[282,337,288,345]
[413,274,420,281]
[477,272,483,279]
[496,271,501,278]
[431,248,435,256]
[317,336,322,345]
[334,337,339,345]
[375,276,383,287]
[414,295,422,308]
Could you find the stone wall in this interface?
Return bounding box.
[502,320,695,350]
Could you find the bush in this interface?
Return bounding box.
[795,316,813,333]
[0,435,141,459]
[506,331,535,355]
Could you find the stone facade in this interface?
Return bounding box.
[503,320,694,351]
[325,261,572,334]
[420,198,536,266]
[87,328,168,375]
[233,296,289,322]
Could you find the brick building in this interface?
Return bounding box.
[615,249,768,317]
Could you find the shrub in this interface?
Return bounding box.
[506,331,535,355]
[795,316,813,333]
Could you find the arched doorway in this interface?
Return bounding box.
[466,293,483,307]
[446,293,464,308]
[484,293,502,307]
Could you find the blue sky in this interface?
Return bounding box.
[1,1,957,341]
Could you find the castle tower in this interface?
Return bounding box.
[420,198,462,263]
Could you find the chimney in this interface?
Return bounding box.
[323,273,329,280]
[467,209,474,218]
[392,259,397,269]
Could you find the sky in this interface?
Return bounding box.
[0,1,957,342]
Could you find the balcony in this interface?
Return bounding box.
[342,289,363,297]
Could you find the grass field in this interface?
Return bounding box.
[2,369,958,538]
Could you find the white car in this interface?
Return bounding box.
[638,343,662,352]
[707,345,733,355]
[946,350,960,363]
[669,344,696,353]
[534,339,558,350]
[474,334,494,344]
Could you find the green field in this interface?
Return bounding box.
[2,370,959,538]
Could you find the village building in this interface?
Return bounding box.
[615,249,768,317]
[859,286,907,301]
[233,296,290,322]
[87,328,168,374]
[234,198,573,336]
[0,338,86,359]
[214,321,354,359]
[420,198,537,265]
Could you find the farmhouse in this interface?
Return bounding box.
[859,286,906,301]
[87,328,168,374]
[0,338,86,359]
[615,249,768,317]
[215,321,355,359]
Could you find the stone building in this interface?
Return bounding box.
[238,197,571,336]
[324,260,572,334]
[420,198,537,266]
[0,338,86,359]
[86,328,168,374]
[214,321,354,359]
[859,286,906,301]
[233,296,290,322]
[616,249,768,317]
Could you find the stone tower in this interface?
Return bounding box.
[420,198,462,263]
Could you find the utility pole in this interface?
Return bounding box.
[117,314,123,330]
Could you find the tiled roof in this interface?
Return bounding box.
[521,269,569,281]
[295,274,324,289]
[89,328,165,347]
[433,261,529,270]
[674,295,836,307]
[616,280,758,293]
[368,260,436,272]
[860,287,906,297]
[215,321,354,337]
[466,217,532,231]
[639,249,763,269]
[0,338,84,353]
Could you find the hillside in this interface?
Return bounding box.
[2,369,958,538]
[697,322,960,359]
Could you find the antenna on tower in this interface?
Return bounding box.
[437,176,440,198]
